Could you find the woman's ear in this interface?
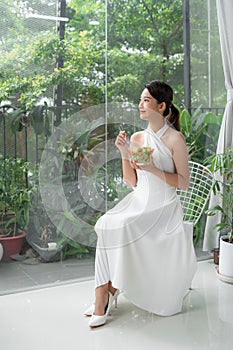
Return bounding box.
[158,101,166,114]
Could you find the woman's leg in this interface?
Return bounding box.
[94,281,118,316]
[94,283,109,316]
[94,231,118,315]
[108,281,118,296]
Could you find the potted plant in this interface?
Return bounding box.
[0,155,36,260]
[25,190,66,262]
[205,147,233,282]
[26,189,95,262]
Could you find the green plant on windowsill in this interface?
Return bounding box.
[205,147,233,244]
[205,147,233,281]
[0,155,37,237]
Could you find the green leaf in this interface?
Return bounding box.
[30,105,45,135]
[204,112,219,124]
[10,109,24,134]
[180,109,191,134]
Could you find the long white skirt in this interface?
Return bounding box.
[94,171,197,316]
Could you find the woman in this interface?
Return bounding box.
[84,80,197,328]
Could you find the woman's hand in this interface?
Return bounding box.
[135,155,156,172]
[115,130,129,156]
[129,159,139,170]
[116,131,138,187]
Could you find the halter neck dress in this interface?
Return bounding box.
[94,123,197,316]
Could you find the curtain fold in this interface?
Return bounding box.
[203,0,233,251]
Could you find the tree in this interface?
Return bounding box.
[0,0,23,44]
[68,0,184,104]
[0,0,184,110]
[189,0,225,108]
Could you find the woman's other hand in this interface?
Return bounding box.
[115,130,129,156]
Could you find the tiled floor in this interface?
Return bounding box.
[1,259,233,350]
[0,242,211,296]
[0,257,95,295]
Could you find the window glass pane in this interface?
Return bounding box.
[1,0,216,294]
[190,0,226,108]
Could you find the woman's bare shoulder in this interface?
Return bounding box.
[166,127,186,144]
[163,126,187,155]
[130,130,144,142]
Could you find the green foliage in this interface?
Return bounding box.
[0,156,37,235]
[205,147,233,243]
[106,0,182,52]
[193,215,206,247]
[28,185,98,259]
[8,108,26,133]
[0,0,226,255]
[1,104,51,136]
[180,107,222,161]
[0,0,184,110]
[60,237,90,259]
[30,105,49,136]
[0,0,24,42]
[179,107,223,246]
[190,0,225,108]
[26,118,106,258]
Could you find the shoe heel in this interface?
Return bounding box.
[113,289,120,308]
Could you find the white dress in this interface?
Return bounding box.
[94,123,197,316]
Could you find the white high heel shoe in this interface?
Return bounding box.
[84,303,95,317]
[84,289,120,317]
[88,290,120,328]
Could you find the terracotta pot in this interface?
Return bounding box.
[0,231,26,261]
[213,248,219,265]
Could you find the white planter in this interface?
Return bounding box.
[0,243,3,261]
[218,235,233,283]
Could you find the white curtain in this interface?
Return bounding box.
[203,0,233,251]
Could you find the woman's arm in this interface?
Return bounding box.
[115,131,138,187]
[138,132,190,189]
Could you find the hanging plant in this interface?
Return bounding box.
[4,103,51,136]
[30,104,51,136]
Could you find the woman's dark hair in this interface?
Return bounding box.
[145,80,180,131]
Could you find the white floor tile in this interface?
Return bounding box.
[0,260,233,350]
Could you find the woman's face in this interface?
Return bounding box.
[138,88,165,120]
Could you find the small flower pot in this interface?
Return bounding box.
[0,231,26,261]
[213,248,220,265]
